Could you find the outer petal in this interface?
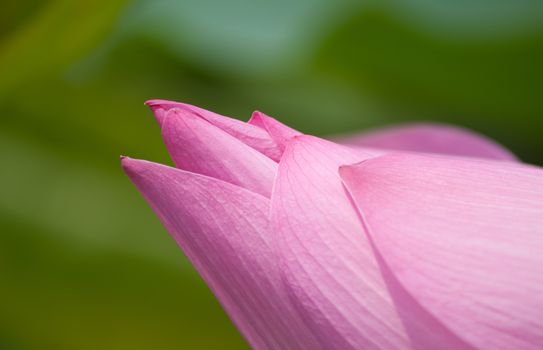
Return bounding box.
[146,99,282,160]
[249,111,301,154]
[161,109,277,197]
[122,157,321,350]
[337,123,517,161]
[340,153,543,350]
[271,136,414,349]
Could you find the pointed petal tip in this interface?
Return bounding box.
[249,110,302,151]
[249,110,271,124]
[144,99,172,107]
[338,157,383,180]
[120,155,137,172]
[337,164,352,178]
[164,107,197,118]
[120,156,154,180]
[250,110,263,119]
[161,108,215,142]
[144,100,169,125]
[248,111,265,127]
[144,99,192,126]
[339,162,371,196]
[144,99,170,114]
[120,154,131,165]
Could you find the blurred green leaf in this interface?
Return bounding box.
[0,0,127,97]
[314,7,543,163]
[0,213,247,350]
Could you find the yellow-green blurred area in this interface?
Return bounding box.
[1,0,542,349]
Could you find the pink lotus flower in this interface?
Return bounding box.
[122,99,543,350]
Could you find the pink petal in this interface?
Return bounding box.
[122,157,321,350]
[337,123,517,161]
[270,136,416,349]
[161,109,277,197]
[247,111,268,129]
[146,99,282,161]
[249,111,301,154]
[340,153,543,350]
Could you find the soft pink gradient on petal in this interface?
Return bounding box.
[337,123,517,161]
[247,111,268,129]
[122,157,321,350]
[146,99,282,160]
[249,111,301,154]
[161,108,277,197]
[340,154,543,350]
[124,100,531,348]
[270,135,414,349]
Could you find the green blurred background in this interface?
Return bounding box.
[1,0,542,349]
